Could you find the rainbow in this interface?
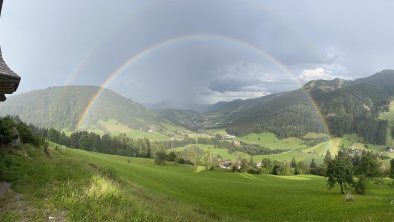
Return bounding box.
[75,33,332,140]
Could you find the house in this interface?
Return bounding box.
[384,147,394,153]
[219,161,233,169]
[0,0,21,102]
[223,134,236,139]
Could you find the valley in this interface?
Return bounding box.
[1,71,394,221]
[1,1,394,221]
[1,71,394,165]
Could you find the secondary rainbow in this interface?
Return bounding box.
[76,33,332,139]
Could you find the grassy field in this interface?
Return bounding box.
[82,119,172,141]
[252,150,318,164]
[3,144,394,221]
[168,136,388,165]
[379,100,394,147]
[168,144,250,160]
[237,132,306,150]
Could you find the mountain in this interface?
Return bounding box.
[0,86,164,131]
[303,78,348,96]
[1,71,393,145]
[198,70,394,145]
[157,109,202,129]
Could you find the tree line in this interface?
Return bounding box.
[2,116,394,196]
[30,126,288,158]
[0,116,45,147]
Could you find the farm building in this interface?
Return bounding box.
[0,0,21,102]
[384,147,394,153]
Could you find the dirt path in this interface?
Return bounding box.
[0,182,66,221]
[0,182,39,221]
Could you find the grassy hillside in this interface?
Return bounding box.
[168,134,389,164]
[1,145,394,221]
[379,100,394,146]
[85,119,172,141]
[168,144,250,160]
[201,70,394,145]
[237,132,306,150]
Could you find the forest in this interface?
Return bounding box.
[227,77,394,145]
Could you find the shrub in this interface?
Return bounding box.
[354,176,366,194]
[154,151,167,165]
[247,167,262,174]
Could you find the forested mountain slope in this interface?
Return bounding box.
[0,86,163,131]
[207,70,394,144]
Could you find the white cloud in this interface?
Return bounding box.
[297,66,352,83]
[298,68,336,82]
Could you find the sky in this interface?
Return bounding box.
[1,0,393,108]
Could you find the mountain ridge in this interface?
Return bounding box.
[0,70,393,145]
[0,85,163,131]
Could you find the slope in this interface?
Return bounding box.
[205,70,394,145]
[0,86,174,134]
[4,145,393,221]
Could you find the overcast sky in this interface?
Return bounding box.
[1,0,393,108]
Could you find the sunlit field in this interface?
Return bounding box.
[3,145,392,221]
[1,1,394,221]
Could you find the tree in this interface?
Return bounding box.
[324,150,332,165]
[390,159,394,180]
[47,128,60,144]
[154,151,167,165]
[354,152,381,179]
[16,122,36,145]
[79,132,93,151]
[290,156,297,168]
[310,158,318,175]
[296,161,308,174]
[353,152,382,194]
[239,158,249,173]
[0,117,17,145]
[272,161,294,176]
[203,150,214,170]
[326,154,354,194]
[392,128,394,139]
[182,146,204,167]
[261,158,273,174]
[167,151,176,162]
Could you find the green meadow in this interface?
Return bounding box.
[238,132,306,150]
[168,144,250,160]
[81,119,173,141]
[380,100,394,147]
[1,145,393,221]
[168,133,391,165]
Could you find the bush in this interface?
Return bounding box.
[154,151,167,165]
[354,176,366,194]
[272,163,294,176]
[247,167,262,174]
[0,117,17,145]
[16,122,37,145]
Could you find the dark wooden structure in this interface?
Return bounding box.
[0,0,21,101]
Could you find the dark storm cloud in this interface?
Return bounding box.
[2,0,394,107]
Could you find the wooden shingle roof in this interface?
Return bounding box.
[0,48,20,92]
[0,0,21,101]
